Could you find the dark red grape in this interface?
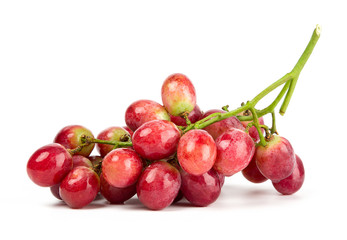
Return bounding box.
[72,155,93,169]
[242,156,267,183]
[180,168,221,207]
[50,184,62,200]
[100,175,136,204]
[272,155,305,195]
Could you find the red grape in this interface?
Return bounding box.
[59,166,100,209]
[255,135,295,182]
[137,161,181,210]
[100,175,136,204]
[272,155,305,195]
[125,99,170,131]
[54,125,95,157]
[177,129,217,175]
[97,126,130,157]
[180,168,221,207]
[214,128,255,176]
[50,184,62,200]
[202,109,245,140]
[161,73,196,116]
[241,156,267,183]
[27,143,73,187]
[170,105,203,126]
[217,173,225,187]
[132,120,181,161]
[102,148,143,188]
[72,155,93,169]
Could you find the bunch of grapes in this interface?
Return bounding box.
[26,25,320,210]
[27,73,305,210]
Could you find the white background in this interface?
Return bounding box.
[1,0,346,239]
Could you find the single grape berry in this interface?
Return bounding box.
[241,156,267,183]
[59,166,100,209]
[272,155,305,195]
[180,168,221,207]
[97,126,131,157]
[102,148,143,188]
[137,161,181,210]
[170,105,203,126]
[132,120,181,161]
[100,175,136,204]
[125,99,170,131]
[214,128,255,176]
[50,184,62,200]
[72,155,93,169]
[202,109,245,140]
[54,125,95,157]
[27,143,73,187]
[255,135,295,182]
[177,129,217,175]
[161,73,196,116]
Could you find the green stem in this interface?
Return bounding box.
[249,107,266,146]
[271,111,277,134]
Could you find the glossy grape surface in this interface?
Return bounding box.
[27,143,73,187]
[180,168,221,207]
[170,105,202,126]
[177,129,216,175]
[137,161,181,210]
[242,156,267,183]
[132,120,181,161]
[272,155,305,195]
[255,135,295,182]
[59,166,100,209]
[214,128,255,176]
[125,99,170,131]
[161,73,196,116]
[100,175,136,204]
[102,148,143,188]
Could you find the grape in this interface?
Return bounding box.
[170,105,203,126]
[102,148,143,188]
[214,128,255,176]
[241,156,267,183]
[97,126,130,157]
[202,109,244,140]
[54,125,95,157]
[50,184,62,200]
[27,143,73,187]
[137,161,181,210]
[180,168,221,207]
[177,129,216,175]
[59,166,100,209]
[239,112,265,142]
[255,135,295,182]
[100,175,136,204]
[132,120,181,161]
[272,155,305,195]
[161,73,196,116]
[123,126,134,138]
[72,155,93,169]
[125,99,170,131]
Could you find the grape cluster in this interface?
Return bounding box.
[27,73,305,210]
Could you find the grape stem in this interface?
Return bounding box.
[184,25,320,146]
